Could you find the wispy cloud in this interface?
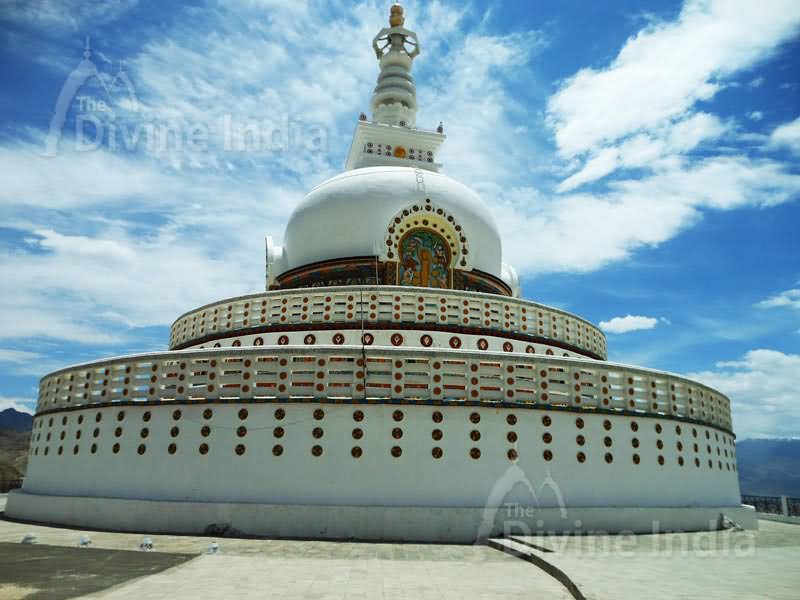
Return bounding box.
[1,0,139,32]
[756,288,800,310]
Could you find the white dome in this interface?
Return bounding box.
[282,167,502,277]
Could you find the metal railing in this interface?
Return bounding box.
[742,494,800,517]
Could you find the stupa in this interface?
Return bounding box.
[7,4,754,541]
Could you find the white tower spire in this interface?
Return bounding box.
[371,4,420,127]
[345,4,444,172]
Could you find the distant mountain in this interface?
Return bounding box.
[736,438,800,497]
[0,408,33,431]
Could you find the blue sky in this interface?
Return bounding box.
[0,0,798,439]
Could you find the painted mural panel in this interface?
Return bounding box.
[398,228,450,288]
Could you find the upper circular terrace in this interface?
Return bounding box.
[169,286,608,360]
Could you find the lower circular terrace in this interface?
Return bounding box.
[34,346,732,433]
[15,345,743,541]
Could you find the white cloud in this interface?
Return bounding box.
[0,139,180,209]
[610,155,800,210]
[423,29,548,185]
[0,396,36,415]
[769,117,800,154]
[557,147,619,192]
[687,350,800,439]
[747,111,764,122]
[557,112,730,191]
[599,315,659,334]
[547,0,800,157]
[0,224,266,343]
[546,0,800,195]
[749,76,765,88]
[498,154,800,274]
[666,112,729,152]
[756,288,800,310]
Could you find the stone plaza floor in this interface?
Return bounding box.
[1,494,798,599]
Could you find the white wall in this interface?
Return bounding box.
[23,403,742,510]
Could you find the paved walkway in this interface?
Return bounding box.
[0,495,571,599]
[2,494,799,599]
[85,552,572,600]
[506,520,800,600]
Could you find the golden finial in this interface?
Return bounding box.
[389,3,405,27]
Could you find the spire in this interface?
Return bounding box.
[345,4,444,172]
[370,4,420,127]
